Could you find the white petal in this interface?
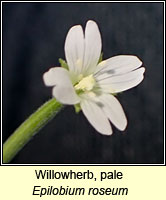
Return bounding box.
[97,67,145,93]
[52,86,80,105]
[43,67,61,86]
[95,55,142,76]
[83,20,102,75]
[43,67,80,105]
[43,67,72,86]
[98,94,127,131]
[65,25,84,75]
[80,99,112,135]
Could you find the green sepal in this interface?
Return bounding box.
[74,104,81,113]
[111,92,123,96]
[112,93,118,96]
[59,58,69,70]
[98,52,103,64]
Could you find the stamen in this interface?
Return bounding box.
[74,74,96,92]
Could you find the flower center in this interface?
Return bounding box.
[74,74,96,92]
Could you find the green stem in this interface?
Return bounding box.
[3,98,64,163]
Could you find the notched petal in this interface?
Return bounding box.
[81,99,112,135]
[43,67,59,86]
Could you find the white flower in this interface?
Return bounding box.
[43,20,145,135]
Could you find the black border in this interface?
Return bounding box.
[1,0,165,166]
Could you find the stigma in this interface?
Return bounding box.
[74,74,96,92]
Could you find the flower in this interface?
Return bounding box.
[43,20,145,135]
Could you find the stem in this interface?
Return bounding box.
[3,98,64,163]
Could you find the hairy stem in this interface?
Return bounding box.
[3,98,64,163]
